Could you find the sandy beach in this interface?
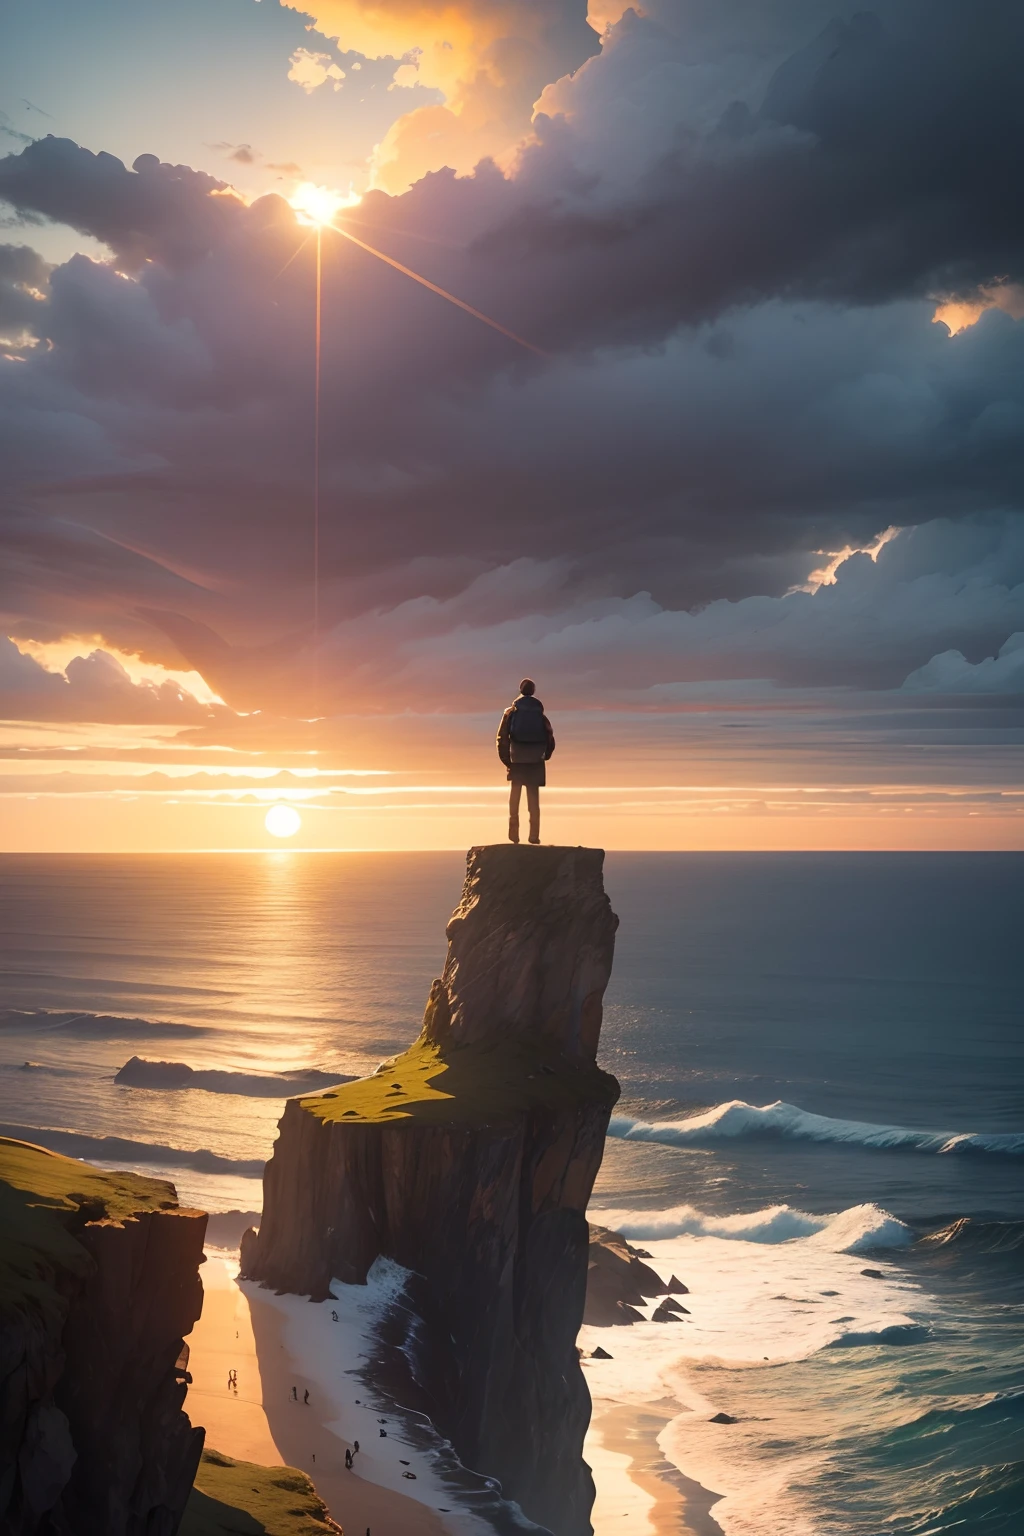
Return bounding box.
[586,1404,723,1536]
[186,1252,450,1536]
[188,1249,723,1536]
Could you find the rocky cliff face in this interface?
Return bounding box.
[243,844,620,1535]
[0,1137,207,1535]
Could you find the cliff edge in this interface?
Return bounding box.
[243,844,621,1535]
[0,1136,207,1535]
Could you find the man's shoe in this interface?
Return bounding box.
[528,835,540,845]
[509,824,520,843]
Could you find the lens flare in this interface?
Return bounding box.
[265,804,302,837]
[289,182,360,228]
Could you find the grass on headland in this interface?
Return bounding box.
[298,1031,619,1128]
[180,1449,339,1535]
[0,1135,180,1317]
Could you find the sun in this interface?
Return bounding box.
[289,182,360,228]
[265,804,302,838]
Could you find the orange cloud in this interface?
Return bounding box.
[288,0,599,190]
[933,281,1024,335]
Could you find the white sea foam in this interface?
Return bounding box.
[592,1199,914,1252]
[608,1101,1024,1156]
[580,1200,934,1536]
[239,1257,493,1536]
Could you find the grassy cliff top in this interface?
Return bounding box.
[181,1449,339,1535]
[297,1031,619,1127]
[0,1135,183,1315]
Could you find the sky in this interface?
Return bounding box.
[1,0,1022,852]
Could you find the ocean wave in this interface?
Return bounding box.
[588,1199,913,1253]
[0,1008,209,1038]
[114,1056,352,1097]
[826,1322,932,1347]
[917,1216,1024,1256]
[608,1101,1024,1156]
[0,1121,265,1177]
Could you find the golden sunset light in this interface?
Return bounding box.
[264,803,302,837]
[2,7,1023,1535]
[288,181,360,227]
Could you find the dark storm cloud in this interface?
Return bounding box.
[0,2,1022,725]
[0,244,49,338]
[477,0,1024,346]
[0,138,263,271]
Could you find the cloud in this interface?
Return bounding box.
[902,633,1024,695]
[0,636,219,722]
[288,47,347,93]
[292,0,599,190]
[0,244,49,346]
[207,141,262,165]
[0,4,1022,744]
[0,137,250,272]
[128,517,1024,716]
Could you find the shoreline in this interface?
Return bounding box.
[586,1400,724,1536]
[189,1249,725,1536]
[186,1252,450,1536]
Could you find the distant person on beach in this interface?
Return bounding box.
[303,1389,310,1404]
[345,1449,353,1469]
[497,679,555,845]
[291,1386,297,1400]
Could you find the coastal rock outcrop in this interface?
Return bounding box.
[242,844,621,1536]
[584,1225,674,1325]
[0,1136,207,1535]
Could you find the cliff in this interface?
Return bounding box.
[0,1136,207,1535]
[181,1449,340,1535]
[243,844,621,1535]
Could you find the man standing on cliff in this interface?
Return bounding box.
[497,679,555,845]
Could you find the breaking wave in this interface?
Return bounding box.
[916,1216,1024,1256]
[826,1322,932,1347]
[0,1008,209,1039]
[0,1121,265,1177]
[608,1101,1024,1156]
[587,1199,914,1253]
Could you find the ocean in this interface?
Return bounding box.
[1,851,1022,1534]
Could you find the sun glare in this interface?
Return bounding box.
[265,804,302,837]
[289,182,360,228]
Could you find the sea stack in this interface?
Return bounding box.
[243,844,621,1534]
[0,1137,207,1534]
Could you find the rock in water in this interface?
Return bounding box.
[243,844,621,1536]
[585,1224,672,1325]
[0,1136,206,1534]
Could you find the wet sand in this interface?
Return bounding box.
[186,1253,448,1536]
[588,1404,724,1536]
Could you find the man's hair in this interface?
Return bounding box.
[519,678,536,695]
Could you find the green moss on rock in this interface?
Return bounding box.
[298,1031,619,1128]
[180,1449,339,1535]
[0,1135,179,1317]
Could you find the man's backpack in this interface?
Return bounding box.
[509,698,547,744]
[508,698,548,764]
